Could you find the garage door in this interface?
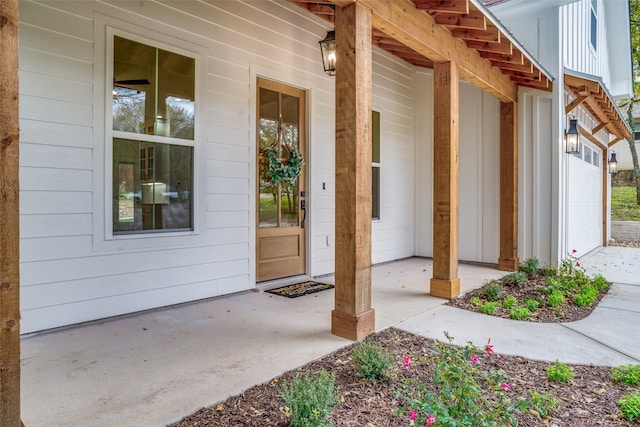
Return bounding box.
[567,144,602,255]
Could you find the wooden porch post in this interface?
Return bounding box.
[332,1,375,341]
[498,102,519,271]
[430,61,461,299]
[0,0,22,425]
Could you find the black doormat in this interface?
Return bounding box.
[266,281,334,298]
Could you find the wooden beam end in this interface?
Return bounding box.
[498,257,519,271]
[429,278,461,299]
[331,309,375,341]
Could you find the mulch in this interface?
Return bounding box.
[170,328,638,427]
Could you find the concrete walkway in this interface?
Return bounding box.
[20,247,640,427]
[399,247,640,366]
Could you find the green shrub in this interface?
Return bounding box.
[573,284,597,307]
[611,364,640,386]
[479,301,500,315]
[547,361,574,383]
[502,271,528,286]
[280,370,337,427]
[591,275,609,292]
[547,289,565,308]
[470,296,483,307]
[502,295,518,309]
[399,333,522,426]
[510,306,531,320]
[527,390,561,418]
[618,392,640,421]
[482,281,505,302]
[351,341,395,382]
[523,296,539,311]
[519,258,541,276]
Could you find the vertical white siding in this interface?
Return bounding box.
[19,0,416,333]
[414,75,500,264]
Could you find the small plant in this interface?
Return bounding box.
[482,281,505,302]
[547,361,574,383]
[519,258,541,276]
[502,271,528,286]
[510,306,531,320]
[502,295,518,309]
[573,284,598,307]
[611,364,640,386]
[351,341,395,382]
[280,370,337,427]
[527,390,561,418]
[523,296,539,311]
[592,275,609,292]
[479,301,500,315]
[618,392,640,421]
[547,289,565,308]
[398,333,522,426]
[470,296,483,307]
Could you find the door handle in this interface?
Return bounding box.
[301,200,307,229]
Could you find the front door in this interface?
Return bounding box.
[256,78,306,282]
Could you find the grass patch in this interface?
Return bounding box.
[611,186,640,221]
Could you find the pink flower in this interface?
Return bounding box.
[427,413,436,425]
[471,357,478,365]
[576,261,581,267]
[572,249,577,253]
[501,383,511,391]
[409,409,417,420]
[404,356,412,368]
[499,355,504,361]
[485,338,494,355]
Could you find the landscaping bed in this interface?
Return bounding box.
[170,328,639,426]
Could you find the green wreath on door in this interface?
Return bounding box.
[264,146,304,186]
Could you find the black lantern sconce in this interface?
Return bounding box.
[319,30,336,76]
[608,151,618,174]
[565,116,580,154]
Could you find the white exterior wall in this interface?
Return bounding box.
[414,73,500,264]
[19,0,415,333]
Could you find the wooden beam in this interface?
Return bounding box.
[479,51,524,65]
[565,94,588,115]
[608,136,623,148]
[465,38,513,55]
[431,61,461,298]
[433,10,486,30]
[361,0,518,102]
[0,0,22,425]
[592,122,607,134]
[332,1,375,341]
[414,0,469,14]
[451,27,500,43]
[498,102,519,271]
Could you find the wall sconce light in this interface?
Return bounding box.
[608,151,618,174]
[319,30,336,76]
[565,116,580,154]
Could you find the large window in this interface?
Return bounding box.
[112,36,195,234]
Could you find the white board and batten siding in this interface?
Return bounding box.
[414,73,501,264]
[18,0,417,333]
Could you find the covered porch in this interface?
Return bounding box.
[291,0,552,339]
[20,258,504,427]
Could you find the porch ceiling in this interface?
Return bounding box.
[291,0,553,99]
[564,71,633,143]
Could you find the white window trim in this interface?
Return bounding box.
[92,15,207,253]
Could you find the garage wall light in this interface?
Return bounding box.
[608,151,618,174]
[565,116,580,154]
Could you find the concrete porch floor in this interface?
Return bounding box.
[21,247,640,426]
[21,258,502,427]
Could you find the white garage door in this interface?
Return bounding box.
[567,145,602,255]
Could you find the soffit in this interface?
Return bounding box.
[564,71,632,143]
[291,0,553,93]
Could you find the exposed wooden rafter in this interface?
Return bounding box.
[564,73,632,142]
[290,0,553,96]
